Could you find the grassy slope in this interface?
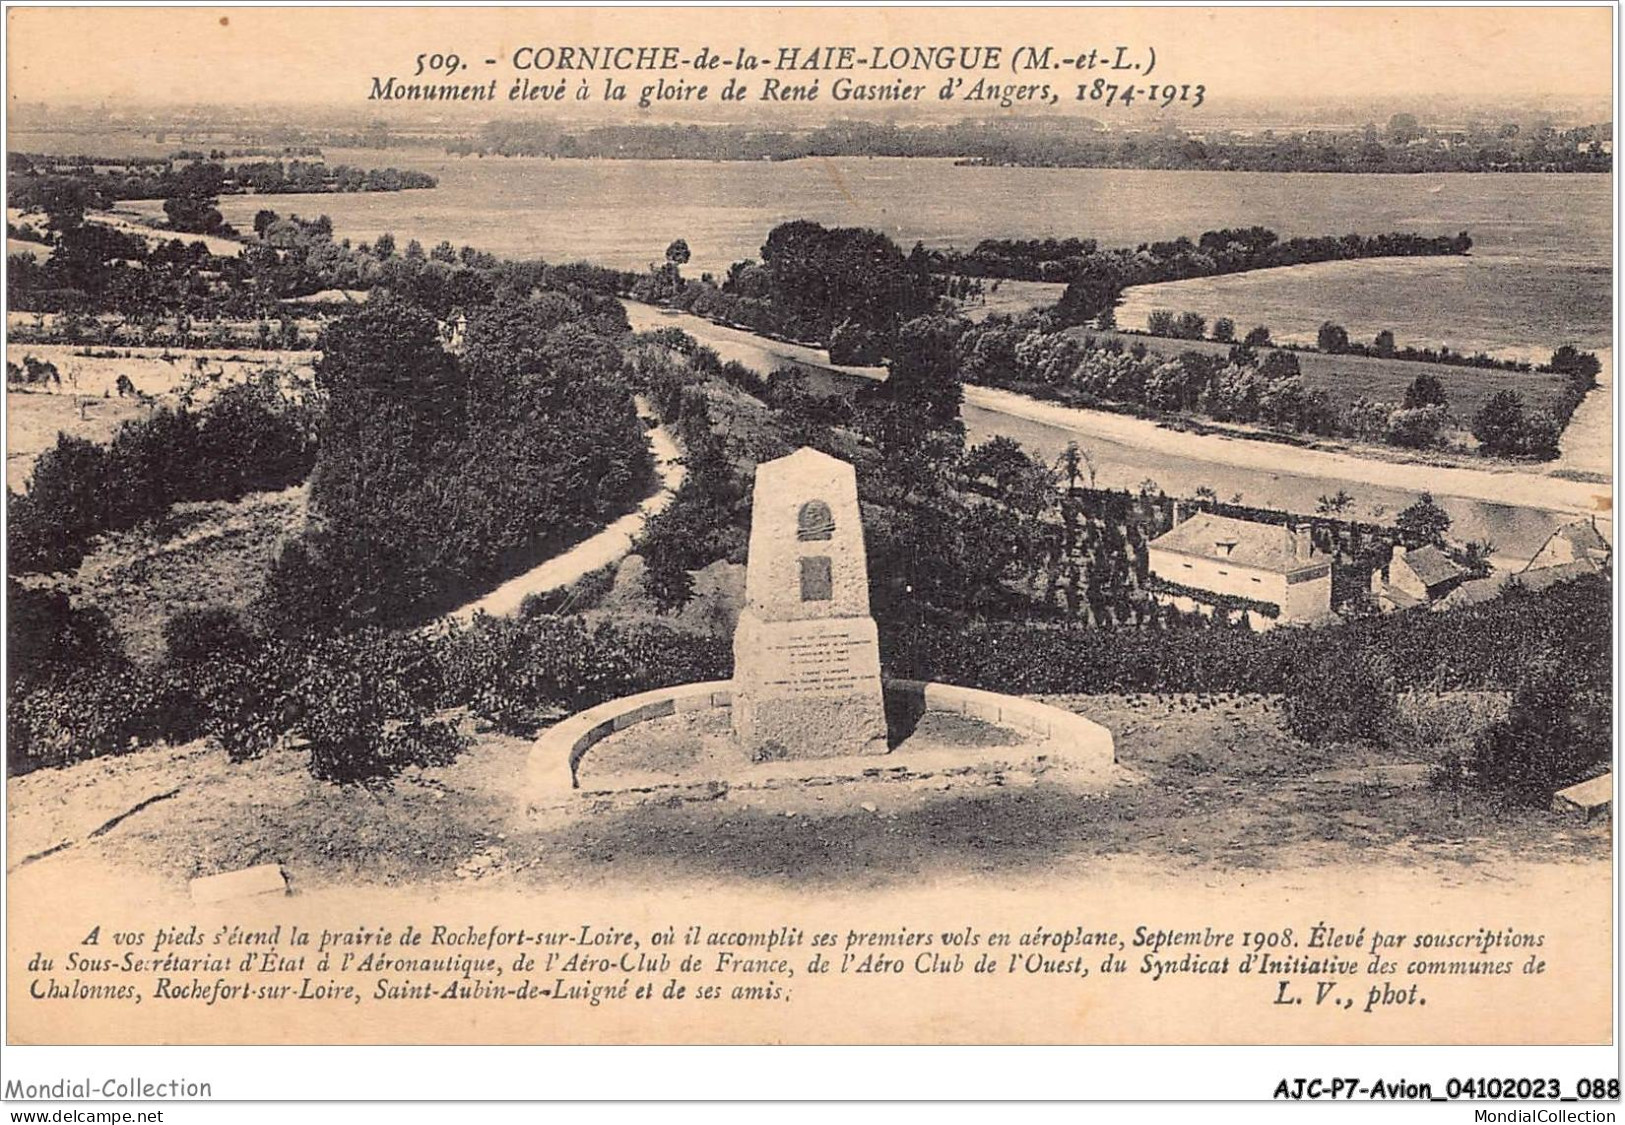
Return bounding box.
[35,485,310,664]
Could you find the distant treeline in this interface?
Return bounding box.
[7,154,436,209]
[443,117,1611,173]
[929,227,1473,284]
[6,191,632,320]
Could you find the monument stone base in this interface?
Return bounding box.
[731,609,889,760]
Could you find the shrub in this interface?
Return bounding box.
[292,630,460,784]
[1467,663,1609,805]
[1472,389,1528,456]
[1402,372,1447,409]
[1317,321,1350,354]
[432,614,728,736]
[1173,311,1207,340]
[163,607,256,663]
[1384,404,1449,449]
[1283,650,1396,745]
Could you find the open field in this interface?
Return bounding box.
[1117,256,1611,364]
[1069,326,1576,422]
[8,207,247,258]
[955,278,1066,322]
[5,389,152,491]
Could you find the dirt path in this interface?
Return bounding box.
[441,397,684,624]
[1554,349,1614,478]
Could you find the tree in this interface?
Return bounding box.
[1372,329,1396,357]
[1387,112,1422,144]
[1316,489,1353,515]
[882,315,964,432]
[1211,317,1235,342]
[1243,325,1272,348]
[163,193,225,235]
[1544,345,1601,386]
[1054,261,1123,327]
[1174,311,1206,340]
[1395,492,1451,545]
[1316,321,1350,354]
[1402,372,1447,409]
[664,238,691,267]
[1472,389,1527,456]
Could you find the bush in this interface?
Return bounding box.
[432,614,730,736]
[8,666,185,775]
[8,383,315,576]
[1283,650,1396,745]
[163,607,256,663]
[1467,663,1609,805]
[291,629,459,784]
[1384,404,1449,449]
[1317,321,1350,354]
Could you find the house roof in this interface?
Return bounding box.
[1435,560,1599,610]
[1399,545,1463,588]
[1150,512,1315,573]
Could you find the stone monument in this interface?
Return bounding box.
[731,447,889,760]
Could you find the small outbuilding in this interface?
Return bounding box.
[1370,544,1464,611]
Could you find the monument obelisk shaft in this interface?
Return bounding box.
[731,447,889,760]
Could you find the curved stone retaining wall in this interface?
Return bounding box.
[527,678,1115,802]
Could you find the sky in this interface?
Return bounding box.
[5,5,1615,111]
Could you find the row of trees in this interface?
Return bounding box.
[7,154,435,212]
[931,227,1473,286]
[633,220,941,357]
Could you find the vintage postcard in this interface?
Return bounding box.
[1,1,1616,1100]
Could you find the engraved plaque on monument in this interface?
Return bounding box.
[732,447,889,760]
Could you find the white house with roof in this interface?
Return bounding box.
[1146,511,1332,630]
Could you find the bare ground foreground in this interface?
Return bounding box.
[8,694,1608,898]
